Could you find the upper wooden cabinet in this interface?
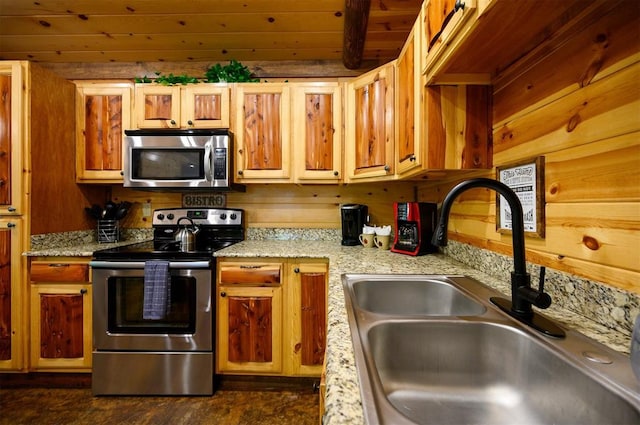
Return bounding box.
[75,81,132,183]
[421,0,606,85]
[0,62,24,216]
[233,83,291,182]
[291,83,343,183]
[395,16,423,177]
[345,62,396,182]
[135,83,230,129]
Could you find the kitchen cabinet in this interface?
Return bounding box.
[286,260,327,376]
[0,219,25,371]
[345,62,396,182]
[135,83,230,129]
[0,62,24,216]
[216,258,327,377]
[233,83,291,182]
[217,259,283,374]
[395,16,423,177]
[291,83,343,183]
[29,258,92,371]
[75,81,132,183]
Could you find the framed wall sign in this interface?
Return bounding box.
[496,156,545,238]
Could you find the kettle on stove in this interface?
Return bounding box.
[174,217,200,252]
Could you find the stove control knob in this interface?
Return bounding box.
[230,213,237,220]
[220,213,227,220]
[157,214,165,220]
[167,213,175,220]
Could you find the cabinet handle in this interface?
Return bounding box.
[238,170,243,175]
[240,265,263,269]
[170,119,176,126]
[409,155,416,162]
[48,263,70,268]
[384,165,390,172]
[294,267,300,273]
[187,120,193,126]
[80,288,88,295]
[220,291,227,297]
[6,222,15,228]
[333,171,339,176]
[7,206,16,212]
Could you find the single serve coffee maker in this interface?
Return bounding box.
[341,204,369,246]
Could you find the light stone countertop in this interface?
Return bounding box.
[25,236,632,424]
[213,240,632,425]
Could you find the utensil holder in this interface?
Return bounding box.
[97,219,119,243]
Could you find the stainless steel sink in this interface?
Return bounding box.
[350,276,486,316]
[342,274,640,425]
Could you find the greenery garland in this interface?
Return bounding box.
[135,60,259,85]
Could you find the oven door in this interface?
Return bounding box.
[91,260,213,351]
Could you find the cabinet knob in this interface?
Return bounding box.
[220,291,227,297]
[384,165,390,172]
[80,288,88,295]
[409,155,416,162]
[238,170,243,175]
[333,171,339,176]
[294,267,300,273]
[187,120,193,126]
[170,119,176,126]
[7,206,16,212]
[6,222,16,228]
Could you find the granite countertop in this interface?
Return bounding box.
[213,240,632,425]
[25,236,631,424]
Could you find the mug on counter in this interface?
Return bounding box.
[359,233,375,248]
[374,234,390,250]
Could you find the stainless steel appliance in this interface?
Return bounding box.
[340,204,368,246]
[123,129,244,191]
[90,207,244,395]
[391,202,438,256]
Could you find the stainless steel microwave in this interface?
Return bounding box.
[123,129,243,190]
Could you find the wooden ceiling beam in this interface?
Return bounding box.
[342,0,371,69]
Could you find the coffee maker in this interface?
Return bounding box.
[391,202,438,256]
[341,204,368,246]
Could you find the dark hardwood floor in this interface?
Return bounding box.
[0,376,320,425]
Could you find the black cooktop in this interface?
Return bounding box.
[92,240,239,261]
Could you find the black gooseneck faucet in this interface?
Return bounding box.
[432,178,565,338]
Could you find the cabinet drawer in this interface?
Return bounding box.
[30,262,90,283]
[219,262,282,286]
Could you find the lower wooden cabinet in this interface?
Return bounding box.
[29,258,92,371]
[216,258,327,377]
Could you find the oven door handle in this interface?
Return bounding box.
[89,260,211,269]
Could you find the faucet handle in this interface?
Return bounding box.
[539,266,546,293]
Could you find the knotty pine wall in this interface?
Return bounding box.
[417,6,640,295]
[111,182,416,231]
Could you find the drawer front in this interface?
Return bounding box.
[219,262,282,286]
[30,262,90,282]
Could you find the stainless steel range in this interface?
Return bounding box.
[90,207,244,396]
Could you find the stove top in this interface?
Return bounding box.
[92,207,244,261]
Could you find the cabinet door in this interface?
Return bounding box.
[135,84,181,128]
[395,17,424,177]
[234,84,291,181]
[75,82,132,183]
[182,85,230,128]
[346,62,395,181]
[291,83,343,183]
[0,62,24,216]
[288,261,327,377]
[0,218,25,371]
[30,283,92,371]
[217,286,282,374]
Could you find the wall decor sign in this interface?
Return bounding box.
[496,157,545,238]
[182,193,227,208]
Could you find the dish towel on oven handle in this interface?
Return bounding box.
[143,260,171,320]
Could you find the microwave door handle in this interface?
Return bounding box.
[204,144,213,182]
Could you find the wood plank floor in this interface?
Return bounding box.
[0,386,319,425]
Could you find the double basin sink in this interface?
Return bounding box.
[342,274,640,424]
